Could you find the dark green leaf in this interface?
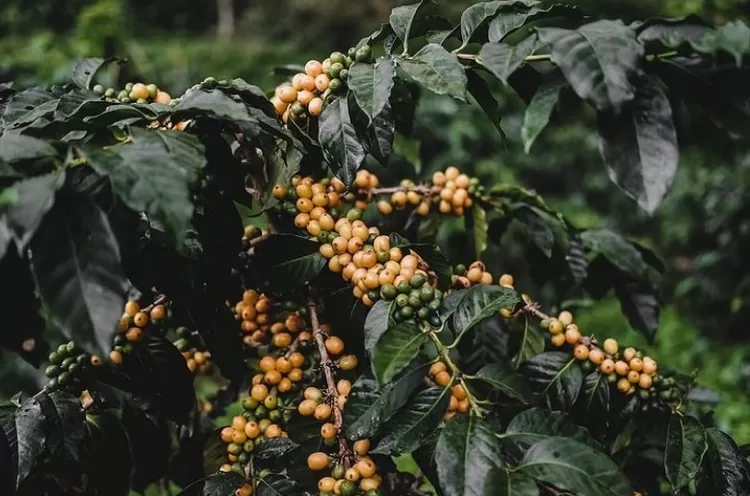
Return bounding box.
[38,390,85,462]
[366,99,395,165]
[86,410,133,496]
[690,21,750,66]
[363,299,394,351]
[466,69,505,137]
[513,315,546,368]
[348,58,396,122]
[514,205,554,258]
[697,428,750,496]
[521,79,564,153]
[474,363,533,403]
[452,285,522,345]
[574,372,610,435]
[489,4,580,42]
[635,16,712,48]
[517,437,633,495]
[487,469,539,495]
[478,35,538,85]
[253,234,327,292]
[71,57,118,90]
[372,386,451,455]
[613,278,660,341]
[390,0,433,53]
[665,414,708,492]
[597,75,678,214]
[580,229,647,277]
[30,196,128,355]
[318,97,367,186]
[200,472,246,496]
[345,362,428,440]
[254,438,300,459]
[537,20,643,110]
[460,1,528,45]
[398,43,468,101]
[256,473,304,496]
[435,414,505,496]
[1,85,64,129]
[520,352,582,411]
[202,429,228,475]
[0,172,62,260]
[0,133,57,167]
[0,404,18,491]
[389,233,453,289]
[503,407,595,449]
[370,321,427,386]
[15,397,45,488]
[84,126,206,245]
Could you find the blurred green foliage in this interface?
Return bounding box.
[3,0,750,444]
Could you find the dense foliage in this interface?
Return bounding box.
[2,1,750,495]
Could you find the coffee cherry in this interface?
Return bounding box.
[573,344,589,360]
[564,325,581,344]
[617,378,632,393]
[307,452,329,470]
[600,359,615,375]
[353,439,371,455]
[550,333,566,347]
[602,338,619,355]
[548,319,564,335]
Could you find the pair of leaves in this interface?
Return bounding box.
[398,44,468,101]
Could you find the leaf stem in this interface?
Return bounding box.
[307,295,353,464]
[427,330,484,417]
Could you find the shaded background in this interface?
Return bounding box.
[3,0,750,443]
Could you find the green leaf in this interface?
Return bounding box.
[513,315,546,368]
[517,437,633,495]
[86,410,133,496]
[15,397,45,489]
[580,229,647,277]
[363,299,394,351]
[30,197,128,355]
[1,85,64,129]
[537,20,644,110]
[489,4,580,42]
[435,414,505,496]
[487,469,539,495]
[84,126,206,245]
[0,133,57,168]
[318,97,367,186]
[389,233,453,289]
[71,57,118,90]
[478,35,538,85]
[690,21,750,66]
[474,363,533,403]
[370,321,427,386]
[253,234,328,292]
[253,438,300,459]
[466,69,505,137]
[503,407,595,449]
[0,404,18,491]
[390,0,433,53]
[665,414,708,492]
[0,172,62,261]
[452,285,521,345]
[472,203,488,259]
[372,386,451,455]
[348,58,396,122]
[460,1,531,45]
[256,473,304,496]
[38,390,85,462]
[635,15,712,48]
[574,372,610,435]
[366,99,395,164]
[697,428,750,496]
[521,79,564,153]
[597,75,678,214]
[199,472,246,495]
[345,362,429,440]
[398,43,468,101]
[614,278,660,342]
[520,352,582,411]
[514,205,554,258]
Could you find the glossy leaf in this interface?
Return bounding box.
[363,299,394,351]
[452,285,521,344]
[256,473,305,496]
[345,362,429,440]
[15,397,45,489]
[318,97,367,186]
[71,57,118,90]
[85,410,134,496]
[0,133,57,168]
[466,69,505,137]
[520,352,582,411]
[478,35,538,85]
[580,229,648,277]
[30,196,128,355]
[690,21,750,66]
[697,428,750,496]
[474,363,533,404]
[390,0,433,53]
[503,407,596,449]
[253,234,328,293]
[522,80,564,153]
[489,4,580,42]
[0,405,18,491]
[665,414,708,492]
[398,43,468,101]
[518,437,633,495]
[487,469,539,495]
[435,414,505,496]
[370,321,427,386]
[460,0,530,45]
[597,75,678,214]
[348,57,396,122]
[372,386,451,455]
[201,472,246,496]
[254,438,300,459]
[537,20,643,110]
[614,277,660,341]
[38,390,85,462]
[635,15,712,47]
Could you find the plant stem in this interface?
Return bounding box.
[307,295,352,464]
[368,185,441,196]
[142,294,168,313]
[427,330,484,417]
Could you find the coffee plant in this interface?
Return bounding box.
[2,1,750,495]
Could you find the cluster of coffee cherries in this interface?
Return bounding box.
[233,290,315,350]
[270,45,375,123]
[449,261,508,289]
[307,439,382,496]
[374,167,482,217]
[92,81,172,105]
[173,326,214,375]
[218,405,288,475]
[45,341,103,389]
[428,362,471,421]
[543,311,659,394]
[252,350,311,397]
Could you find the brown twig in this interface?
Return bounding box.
[142,294,168,313]
[307,295,353,464]
[368,185,441,196]
[248,232,271,248]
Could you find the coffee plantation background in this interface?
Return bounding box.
[3,0,750,495]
